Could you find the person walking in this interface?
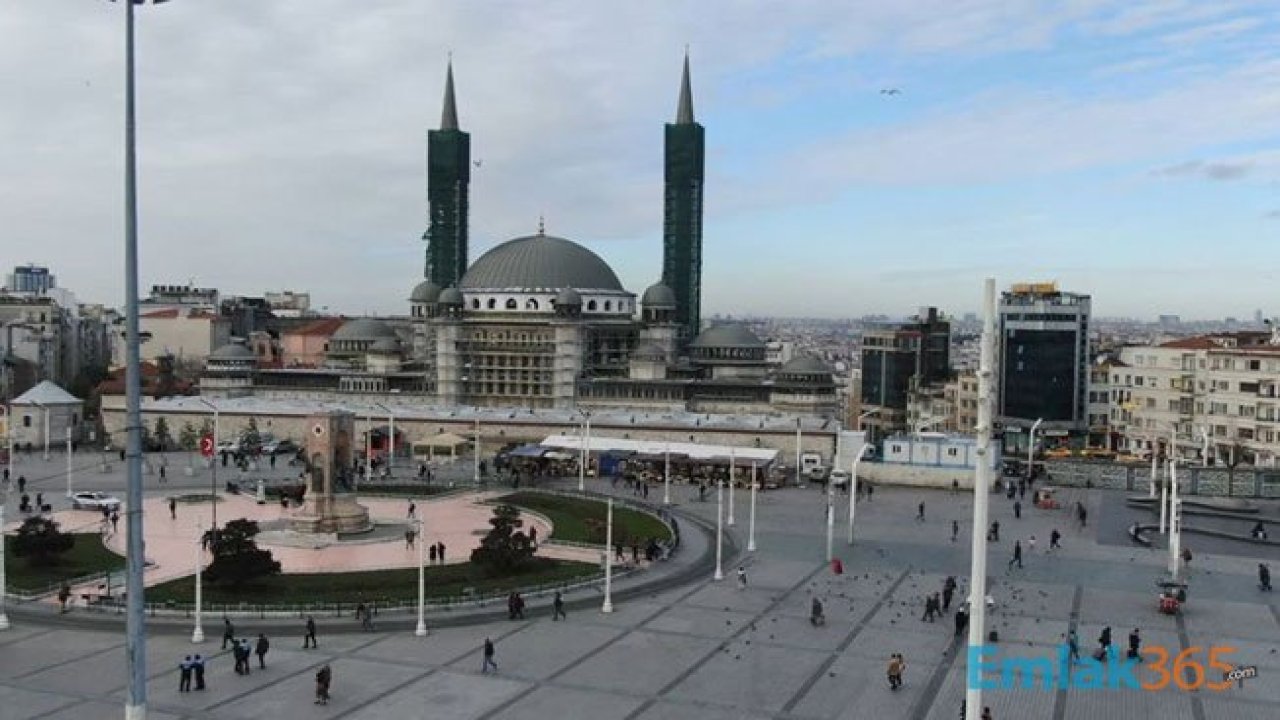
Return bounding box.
[887,653,906,690]
[159,463,167,482]
[481,638,498,673]
[916,502,926,522]
[437,542,446,564]
[921,594,936,622]
[169,497,177,520]
[942,577,956,611]
[1007,540,1023,570]
[988,521,1000,542]
[736,566,748,590]
[1050,528,1062,551]
[552,591,566,620]
[361,603,375,631]
[57,583,71,613]
[405,528,416,549]
[810,597,826,626]
[303,616,318,648]
[1260,563,1273,591]
[1076,502,1088,528]
[314,664,331,705]
[1097,626,1112,660]
[1013,500,1021,519]
[221,618,235,650]
[954,606,969,637]
[178,656,193,692]
[192,655,206,690]
[110,510,120,534]
[255,633,270,669]
[981,707,994,720]
[1066,629,1081,664]
[429,543,437,563]
[1127,628,1143,661]
[407,500,416,519]
[1028,535,1037,554]
[951,520,960,543]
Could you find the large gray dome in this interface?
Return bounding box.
[690,324,765,349]
[460,234,623,291]
[331,318,397,342]
[780,355,831,375]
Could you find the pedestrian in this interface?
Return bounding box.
[1018,480,1026,499]
[942,578,956,611]
[35,492,42,510]
[16,475,24,493]
[1127,628,1142,661]
[407,500,416,519]
[363,602,375,630]
[1181,547,1192,567]
[887,653,905,690]
[810,597,826,626]
[192,655,206,690]
[1260,563,1273,591]
[437,541,446,564]
[1098,626,1112,659]
[303,616,318,648]
[1013,500,1021,519]
[736,566,748,590]
[314,664,331,705]
[179,656,193,692]
[255,633,269,669]
[1028,535,1037,553]
[1007,540,1022,570]
[529,526,537,546]
[954,607,969,637]
[110,510,120,534]
[169,497,177,520]
[221,617,235,649]
[552,590,566,620]
[481,638,498,673]
[981,707,993,720]
[429,543,437,563]
[1067,629,1081,664]
[951,520,960,542]
[405,528,415,549]
[988,521,1000,542]
[917,502,925,522]
[1077,502,1088,528]
[159,463,167,482]
[1050,529,1062,550]
[866,483,873,501]
[922,594,937,622]
[951,479,959,494]
[237,639,252,675]
[58,583,71,613]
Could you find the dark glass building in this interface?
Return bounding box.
[859,307,951,440]
[662,54,705,345]
[423,62,470,289]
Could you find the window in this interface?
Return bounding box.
[471,299,480,309]
[23,415,31,427]
[587,300,598,311]
[487,298,497,309]
[505,299,518,310]
[604,300,612,311]
[525,299,539,310]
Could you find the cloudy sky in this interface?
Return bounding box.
[2,0,1278,320]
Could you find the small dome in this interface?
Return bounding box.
[632,342,666,361]
[555,288,583,306]
[642,282,676,308]
[332,318,398,342]
[460,234,623,291]
[438,287,464,306]
[690,324,765,349]
[209,341,255,362]
[369,337,400,353]
[781,355,832,375]
[409,280,442,303]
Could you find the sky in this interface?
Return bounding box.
[2,0,1278,321]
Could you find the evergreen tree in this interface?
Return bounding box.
[178,421,199,452]
[470,504,536,574]
[240,417,262,452]
[153,416,173,452]
[12,516,75,567]
[203,519,281,587]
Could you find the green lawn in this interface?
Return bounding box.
[146,557,597,606]
[3,533,125,593]
[496,492,672,545]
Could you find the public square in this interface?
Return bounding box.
[1,451,1278,720]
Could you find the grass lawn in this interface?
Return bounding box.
[3,533,125,593]
[146,557,597,606]
[496,492,672,545]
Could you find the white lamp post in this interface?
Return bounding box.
[1026,417,1043,483]
[364,411,373,490]
[578,411,590,492]
[473,417,481,487]
[1148,440,1159,499]
[1168,460,1182,579]
[663,443,671,505]
[795,418,803,486]
[714,479,724,580]
[602,498,614,613]
[1159,474,1168,534]
[747,462,758,552]
[193,397,220,529]
[727,448,736,526]
[0,487,10,630]
[965,278,997,720]
[825,461,835,562]
[191,523,204,643]
[42,403,50,461]
[415,515,428,636]
[65,425,73,498]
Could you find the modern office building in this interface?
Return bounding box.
[858,307,951,440]
[6,265,55,295]
[997,282,1091,452]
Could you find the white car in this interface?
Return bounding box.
[71,492,122,511]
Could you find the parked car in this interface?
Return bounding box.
[71,492,121,511]
[261,439,297,455]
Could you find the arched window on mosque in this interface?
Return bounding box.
[587,300,598,311]
[604,300,612,311]
[506,298,518,310]
[487,298,497,310]
[526,299,539,310]
[471,299,481,309]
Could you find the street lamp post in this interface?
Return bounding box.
[602,498,614,613]
[965,278,997,720]
[415,515,427,636]
[0,481,10,630]
[65,425,73,498]
[727,448,736,526]
[42,403,50,461]
[364,412,373,491]
[1026,417,1043,484]
[795,418,803,486]
[193,398,219,530]
[1168,459,1182,579]
[191,524,203,643]
[1148,441,1159,499]
[714,478,724,580]
[473,418,481,487]
[578,411,590,492]
[747,462,758,552]
[662,443,671,506]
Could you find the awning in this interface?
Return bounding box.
[507,445,548,458]
[413,432,470,450]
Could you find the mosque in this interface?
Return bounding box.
[202,57,837,419]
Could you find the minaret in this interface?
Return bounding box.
[423,60,471,287]
[662,51,705,345]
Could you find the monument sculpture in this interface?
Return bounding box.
[290,410,372,534]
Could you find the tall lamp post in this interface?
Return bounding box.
[0,479,10,630]
[662,442,671,505]
[847,442,873,545]
[116,3,172,718]
[193,397,219,530]
[602,498,614,613]
[578,410,591,492]
[727,447,736,526]
[1026,417,1043,483]
[415,514,428,636]
[794,418,803,486]
[1168,459,1183,579]
[965,278,998,720]
[472,417,481,487]
[65,425,74,498]
[191,523,203,643]
[364,411,373,490]
[747,462,758,552]
[714,478,724,580]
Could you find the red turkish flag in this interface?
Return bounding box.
[199,434,215,458]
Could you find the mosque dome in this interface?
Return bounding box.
[409,280,442,303]
[641,282,676,308]
[331,318,397,343]
[690,324,765,350]
[460,234,624,291]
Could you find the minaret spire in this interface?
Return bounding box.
[676,48,695,125]
[441,57,459,130]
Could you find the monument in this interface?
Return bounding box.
[290,410,373,534]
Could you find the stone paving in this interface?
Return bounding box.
[1,469,1278,719]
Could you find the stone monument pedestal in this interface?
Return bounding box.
[289,410,372,534]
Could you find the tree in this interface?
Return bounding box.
[202,519,281,587]
[240,417,261,452]
[178,421,199,452]
[11,516,75,567]
[153,416,173,452]
[470,504,535,575]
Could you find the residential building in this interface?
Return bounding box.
[135,307,231,367]
[944,370,979,434]
[264,290,312,318]
[997,283,1091,452]
[858,307,951,440]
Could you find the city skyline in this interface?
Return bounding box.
[2,1,1277,319]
